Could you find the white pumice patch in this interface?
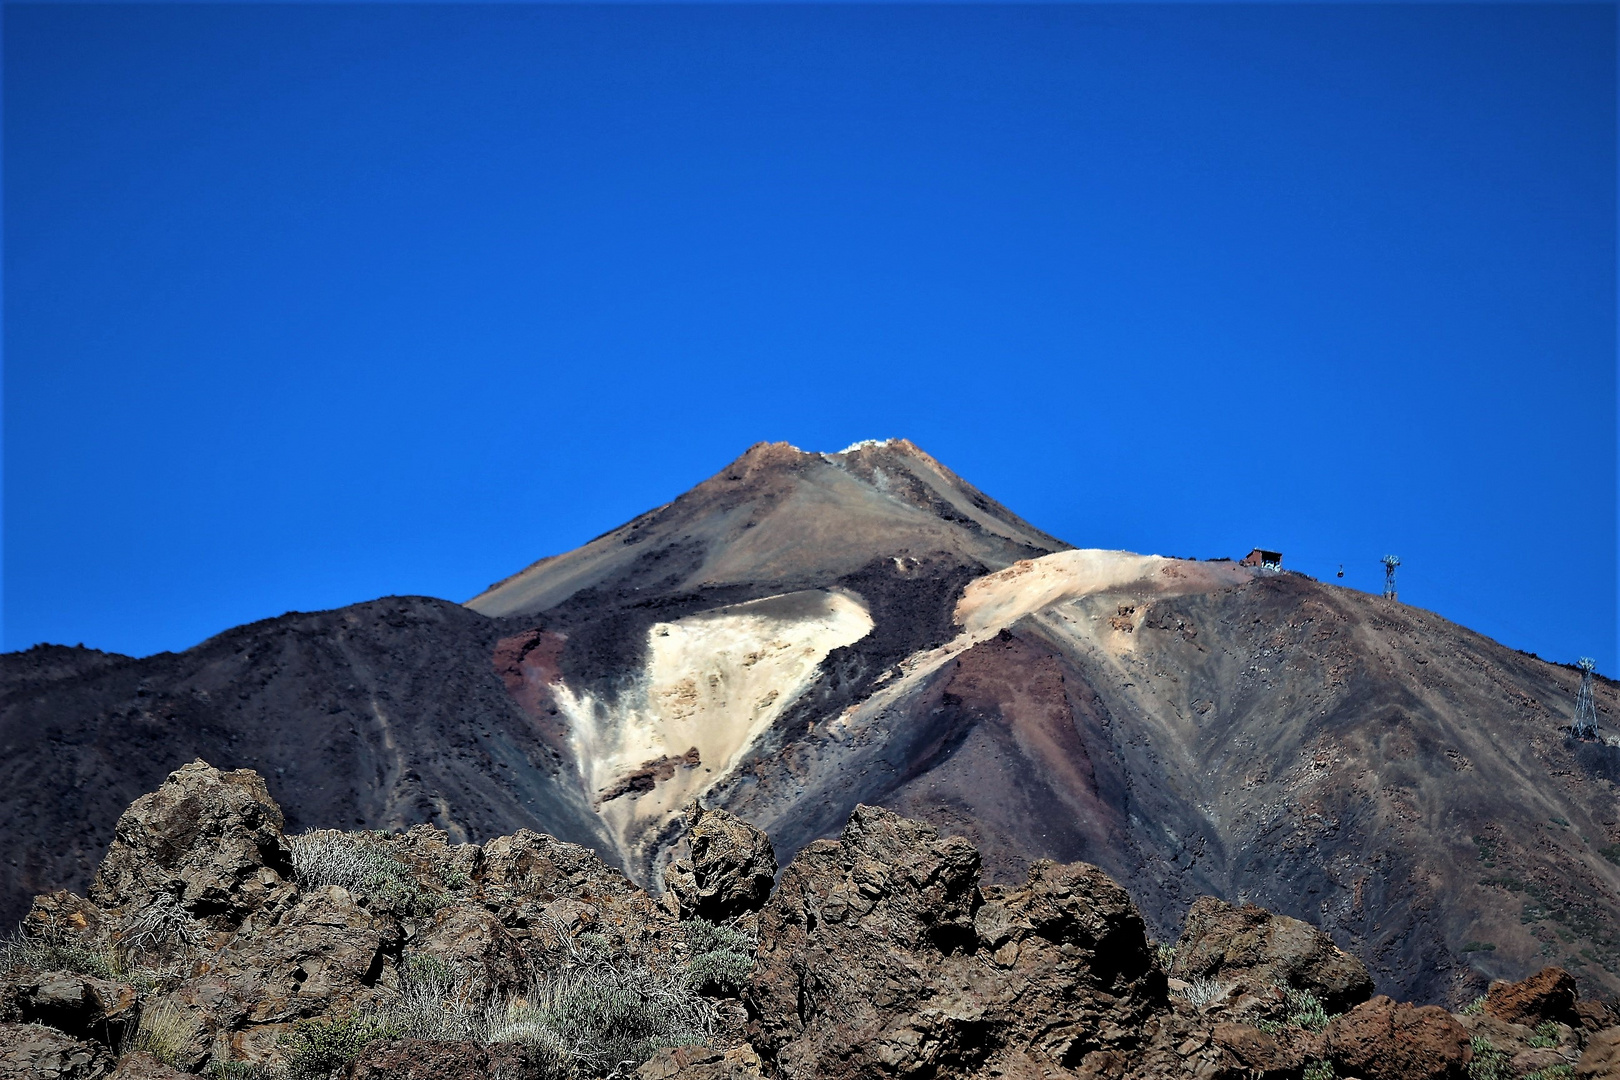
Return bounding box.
[552,589,873,867]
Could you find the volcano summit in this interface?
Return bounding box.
[3,440,1617,1006]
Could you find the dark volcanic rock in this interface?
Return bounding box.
[1325,995,1471,1080]
[0,1022,111,1080]
[746,804,1165,1080]
[1483,965,1580,1028]
[10,972,138,1049]
[661,806,777,923]
[347,1038,550,1080]
[90,760,293,929]
[1171,896,1374,1013]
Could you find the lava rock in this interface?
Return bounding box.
[0,1022,112,1080]
[662,806,777,923]
[636,1044,766,1079]
[89,761,294,931]
[346,1038,550,1080]
[1171,897,1375,1013]
[746,804,1163,1080]
[1325,995,1470,1080]
[106,1052,190,1080]
[1578,1027,1620,1080]
[13,972,138,1048]
[1483,966,1580,1029]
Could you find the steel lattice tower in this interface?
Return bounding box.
[1381,555,1400,601]
[1573,657,1599,741]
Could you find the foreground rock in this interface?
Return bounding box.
[0,1022,113,1080]
[1324,995,1471,1080]
[6,762,1620,1080]
[1170,897,1374,1014]
[747,804,1166,1080]
[661,806,777,925]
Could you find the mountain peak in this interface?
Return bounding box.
[467,440,1067,618]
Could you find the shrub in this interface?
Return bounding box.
[123,893,203,955]
[1176,975,1228,1007]
[1467,1036,1512,1080]
[288,831,438,916]
[1283,988,1334,1032]
[1528,1021,1562,1048]
[134,1002,201,1068]
[1153,941,1177,970]
[1461,994,1486,1016]
[0,928,124,982]
[1303,1062,1334,1080]
[507,964,711,1076]
[1525,1067,1574,1080]
[282,1013,402,1080]
[681,919,753,995]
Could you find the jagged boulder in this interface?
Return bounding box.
[662,806,777,924]
[746,804,1165,1080]
[1579,1027,1620,1079]
[1483,965,1580,1029]
[1324,995,1470,1080]
[89,761,294,931]
[10,972,138,1049]
[0,1022,112,1080]
[1171,897,1374,1013]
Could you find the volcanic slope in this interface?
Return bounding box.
[478,442,1620,1006]
[5,439,1619,1009]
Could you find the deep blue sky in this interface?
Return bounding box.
[4,4,1616,673]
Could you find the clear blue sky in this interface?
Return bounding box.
[4,4,1616,672]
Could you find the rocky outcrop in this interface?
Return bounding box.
[0,1022,113,1080]
[1484,965,1581,1028]
[1324,996,1471,1080]
[747,804,1165,1080]
[1170,897,1374,1013]
[9,972,139,1049]
[661,807,777,924]
[7,763,1619,1080]
[89,761,293,933]
[346,1038,548,1080]
[1580,1027,1620,1079]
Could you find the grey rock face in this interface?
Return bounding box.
[661,806,777,924]
[0,1022,112,1080]
[89,761,294,931]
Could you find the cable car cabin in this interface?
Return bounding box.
[1240,548,1283,570]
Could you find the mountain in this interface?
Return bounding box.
[3,439,1617,1007]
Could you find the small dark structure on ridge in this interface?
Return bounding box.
[1240,548,1283,570]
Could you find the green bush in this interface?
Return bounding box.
[1466,1036,1512,1080]
[1302,1062,1334,1080]
[282,1013,403,1080]
[1461,995,1486,1016]
[288,831,439,917]
[1528,1021,1562,1048]
[1283,988,1333,1032]
[1524,1066,1574,1080]
[681,919,754,995]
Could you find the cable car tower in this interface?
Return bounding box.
[1573,657,1599,741]
[1381,555,1400,601]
